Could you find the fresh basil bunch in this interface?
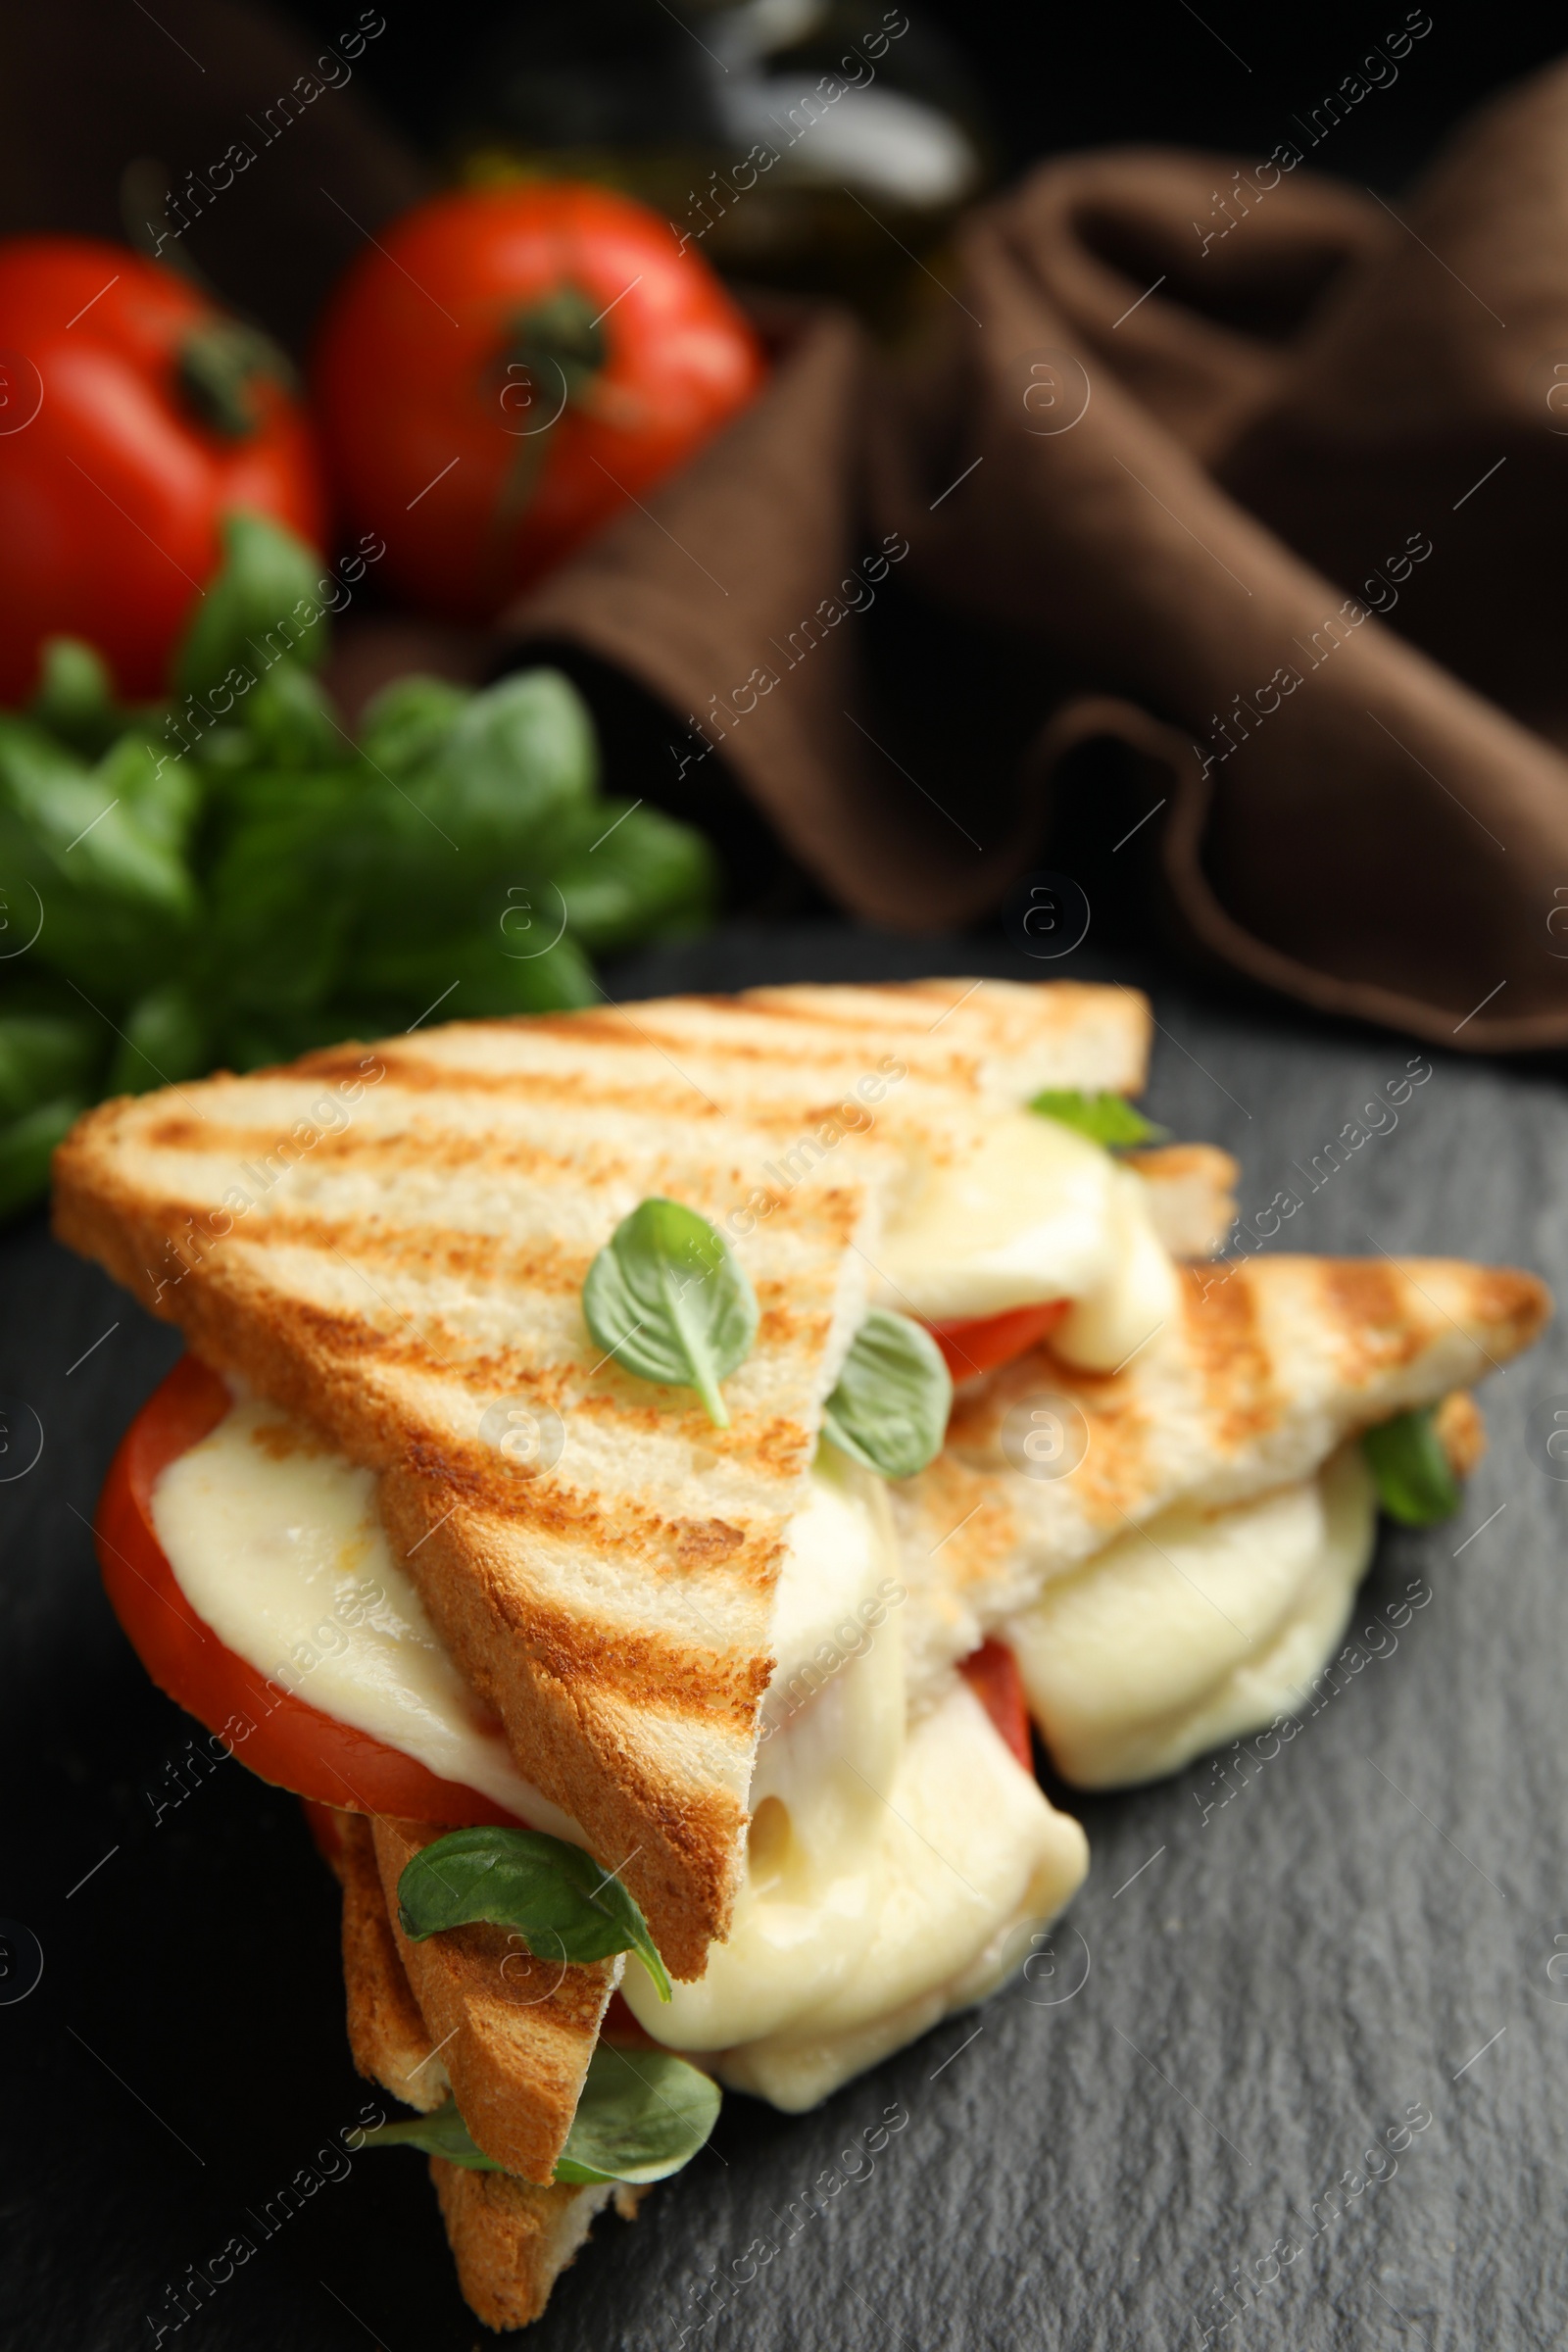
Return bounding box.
[0,513,717,1220]
[363,2044,720,2186]
[581,1198,758,1428]
[396,1823,672,2001]
[1361,1404,1460,1525]
[821,1308,952,1480]
[1030,1089,1166,1147]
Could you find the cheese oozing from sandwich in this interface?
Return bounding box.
[619,1448,1089,2109]
[150,1397,1089,2114]
[151,1396,581,1838]
[1005,1444,1378,1788]
[870,1108,1178,1370]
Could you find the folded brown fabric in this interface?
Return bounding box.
[506,64,1568,1052]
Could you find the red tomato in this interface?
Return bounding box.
[95,1355,526,1827]
[958,1639,1034,1773]
[312,183,764,619]
[0,238,324,704]
[924,1298,1070,1382]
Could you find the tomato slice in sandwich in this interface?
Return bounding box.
[957,1638,1034,1772]
[923,1298,1070,1382]
[95,1355,527,1827]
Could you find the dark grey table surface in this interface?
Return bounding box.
[5,922,1567,2352]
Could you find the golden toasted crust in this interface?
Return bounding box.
[1435,1389,1487,1480]
[1124,1144,1240,1258]
[333,1811,450,2112]
[896,1254,1549,1689]
[369,1817,617,2184]
[324,1809,620,2329]
[430,2162,624,2331]
[51,979,1144,1975]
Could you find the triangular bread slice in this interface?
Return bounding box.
[895,1254,1549,1714]
[322,1809,634,2327]
[52,980,1146,1975]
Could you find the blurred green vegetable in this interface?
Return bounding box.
[0,510,718,1216]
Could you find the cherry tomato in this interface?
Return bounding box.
[94,1355,525,1827]
[0,237,324,703]
[958,1638,1034,1773]
[312,183,764,619]
[923,1298,1071,1382]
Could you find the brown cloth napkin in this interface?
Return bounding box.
[508,63,1568,1053]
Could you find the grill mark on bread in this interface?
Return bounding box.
[1183,1263,1280,1449]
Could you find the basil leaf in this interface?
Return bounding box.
[357,673,472,779]
[1029,1090,1167,1148]
[582,1198,758,1429]
[821,1309,953,1480]
[1361,1405,1461,1526]
[361,2102,503,2173]
[27,637,126,759]
[552,803,719,956]
[554,2044,720,2185]
[0,1011,100,1120]
[396,1825,672,2002]
[106,984,209,1098]
[362,2049,721,2187]
[175,510,327,702]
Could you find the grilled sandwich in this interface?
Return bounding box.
[54,979,1548,2329]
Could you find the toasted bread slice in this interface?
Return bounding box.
[51,980,1147,1975]
[327,1806,627,2327]
[895,1254,1549,1691]
[54,1060,874,1974]
[369,1816,619,2181]
[1123,1144,1239,1258]
[431,2161,633,2333]
[328,1810,452,2112]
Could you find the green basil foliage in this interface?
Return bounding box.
[0,512,717,1220]
[396,1824,672,2002]
[554,2044,721,2185]
[363,2045,720,2186]
[1360,1405,1461,1526]
[362,2100,504,2173]
[1029,1089,1167,1148]
[821,1309,953,1480]
[581,1198,758,1428]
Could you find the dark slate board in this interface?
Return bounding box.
[5,923,1567,2352]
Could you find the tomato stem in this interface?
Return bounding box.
[177,321,295,440]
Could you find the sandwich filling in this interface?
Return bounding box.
[1004,1445,1378,1788]
[150,1396,1087,2112]
[872,1108,1179,1372]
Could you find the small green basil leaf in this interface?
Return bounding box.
[395,1825,672,2002]
[175,511,328,702]
[553,2045,720,2186]
[1361,1406,1461,1526]
[361,2101,504,2172]
[1029,1090,1167,1148]
[552,802,719,956]
[582,1198,758,1430]
[28,638,126,759]
[0,1012,101,1120]
[106,984,209,1098]
[353,918,596,1019]
[820,1309,953,1480]
[357,673,473,779]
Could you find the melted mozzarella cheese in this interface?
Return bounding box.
[155,1398,1090,2116]
[869,1109,1177,1367]
[1005,1445,1377,1788]
[621,1448,1089,2108]
[151,1396,580,1838]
